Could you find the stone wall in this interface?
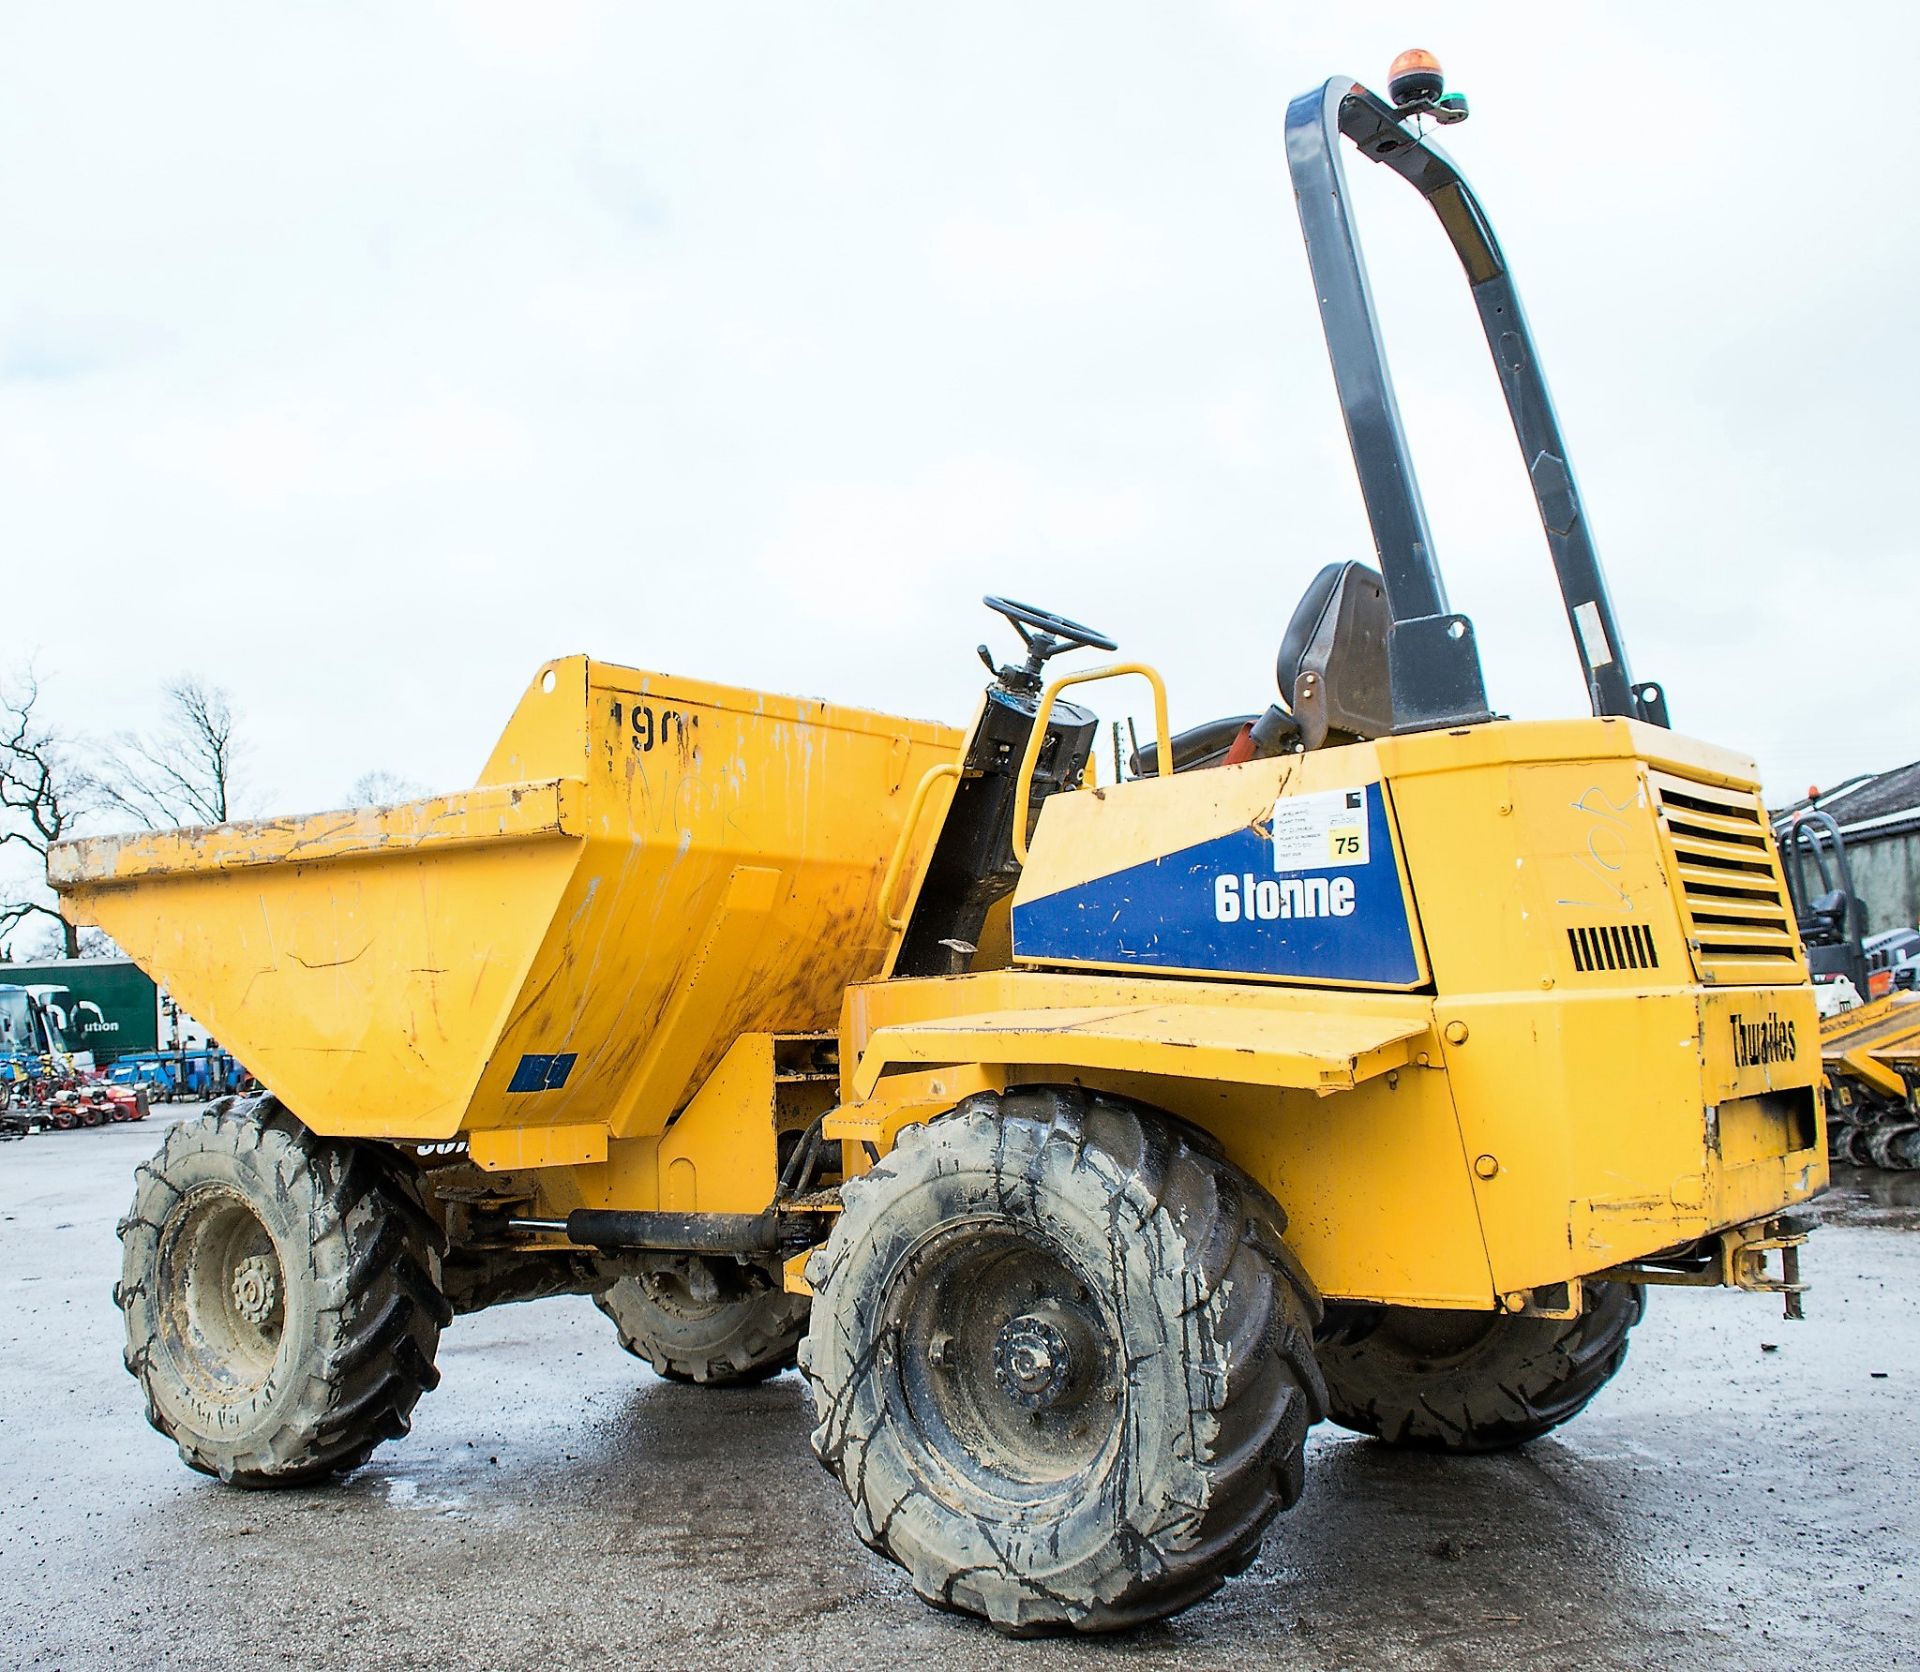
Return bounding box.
[1850,829,1920,935]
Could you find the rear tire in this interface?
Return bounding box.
[115,1095,449,1485]
[596,1256,807,1385]
[800,1088,1325,1634]
[1315,1281,1644,1454]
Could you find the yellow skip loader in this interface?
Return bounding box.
[53,54,1823,1634]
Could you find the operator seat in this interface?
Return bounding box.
[1796,889,1850,948]
[1130,560,1395,774]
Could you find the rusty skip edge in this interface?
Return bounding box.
[47,779,587,891]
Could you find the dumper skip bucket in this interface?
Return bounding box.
[51,658,961,1143]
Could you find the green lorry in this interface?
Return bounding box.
[0,958,159,1065]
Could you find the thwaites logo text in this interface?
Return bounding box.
[1731,1011,1797,1068]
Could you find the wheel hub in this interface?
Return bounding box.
[158,1185,287,1404]
[231,1254,278,1325]
[891,1225,1122,1489]
[992,1312,1072,1410]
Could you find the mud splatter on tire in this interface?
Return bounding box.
[800,1087,1324,1634]
[1315,1282,1644,1453]
[597,1257,806,1386]
[116,1094,448,1485]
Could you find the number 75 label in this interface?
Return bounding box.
[1269,786,1373,871]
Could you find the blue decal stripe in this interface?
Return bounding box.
[508,1052,578,1093]
[1013,787,1421,986]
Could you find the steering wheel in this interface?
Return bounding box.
[982,596,1118,655]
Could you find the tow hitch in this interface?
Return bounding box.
[1596,1215,1813,1320]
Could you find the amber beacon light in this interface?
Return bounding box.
[1383,48,1469,123]
[1387,48,1444,104]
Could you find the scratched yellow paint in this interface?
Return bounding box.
[52,656,962,1142]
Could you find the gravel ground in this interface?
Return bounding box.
[1,1107,1914,1669]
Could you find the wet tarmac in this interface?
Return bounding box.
[2,1109,1914,1669]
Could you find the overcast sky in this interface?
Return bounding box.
[2,2,1915,921]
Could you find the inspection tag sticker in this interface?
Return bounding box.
[1269,786,1370,871]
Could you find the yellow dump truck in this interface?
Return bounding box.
[54,59,1824,1635]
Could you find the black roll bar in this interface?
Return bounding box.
[1285,76,1668,732]
[1778,809,1870,994]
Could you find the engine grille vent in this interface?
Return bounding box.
[1568,923,1659,973]
[1650,771,1802,986]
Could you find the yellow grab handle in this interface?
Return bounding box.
[880,762,962,931]
[1012,663,1171,867]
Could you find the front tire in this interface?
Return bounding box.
[1314,1281,1644,1454]
[800,1088,1325,1635]
[116,1096,450,1485]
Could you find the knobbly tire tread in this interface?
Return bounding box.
[1314,1280,1645,1453]
[798,1087,1326,1635]
[115,1093,450,1486]
[595,1268,808,1386]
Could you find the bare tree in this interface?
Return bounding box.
[98,676,244,831]
[349,770,428,807]
[24,921,118,960]
[0,668,93,958]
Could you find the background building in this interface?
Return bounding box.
[1774,760,1920,935]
